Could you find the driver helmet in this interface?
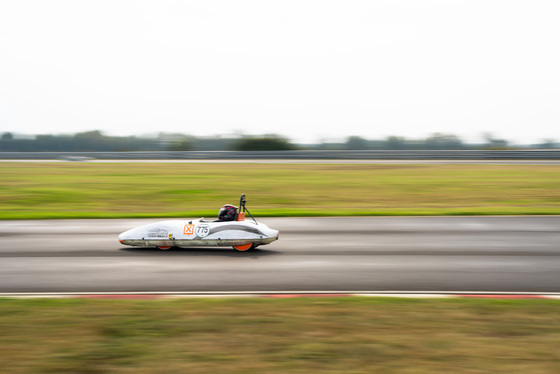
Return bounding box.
[218,204,238,221]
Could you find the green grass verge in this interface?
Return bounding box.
[1,297,559,373]
[1,162,560,219]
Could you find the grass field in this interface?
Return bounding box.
[1,163,560,219]
[1,297,559,373]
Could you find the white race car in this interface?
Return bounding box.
[119,194,279,251]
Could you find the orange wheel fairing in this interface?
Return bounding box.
[233,244,253,251]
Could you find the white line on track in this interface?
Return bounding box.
[2,291,560,299]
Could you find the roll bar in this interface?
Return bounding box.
[239,194,258,224]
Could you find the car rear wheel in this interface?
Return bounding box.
[233,244,255,251]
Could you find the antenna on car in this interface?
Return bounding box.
[239,194,258,224]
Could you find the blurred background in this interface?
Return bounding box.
[2,2,560,373]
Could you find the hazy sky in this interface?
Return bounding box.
[1,0,559,144]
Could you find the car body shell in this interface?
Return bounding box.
[119,217,279,249]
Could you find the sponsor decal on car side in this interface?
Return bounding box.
[148,229,168,238]
[184,224,195,235]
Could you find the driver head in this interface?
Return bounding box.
[218,204,238,221]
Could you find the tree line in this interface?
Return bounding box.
[0,130,556,152]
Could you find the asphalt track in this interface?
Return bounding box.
[1,217,559,293]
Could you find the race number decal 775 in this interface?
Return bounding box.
[195,224,210,238]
